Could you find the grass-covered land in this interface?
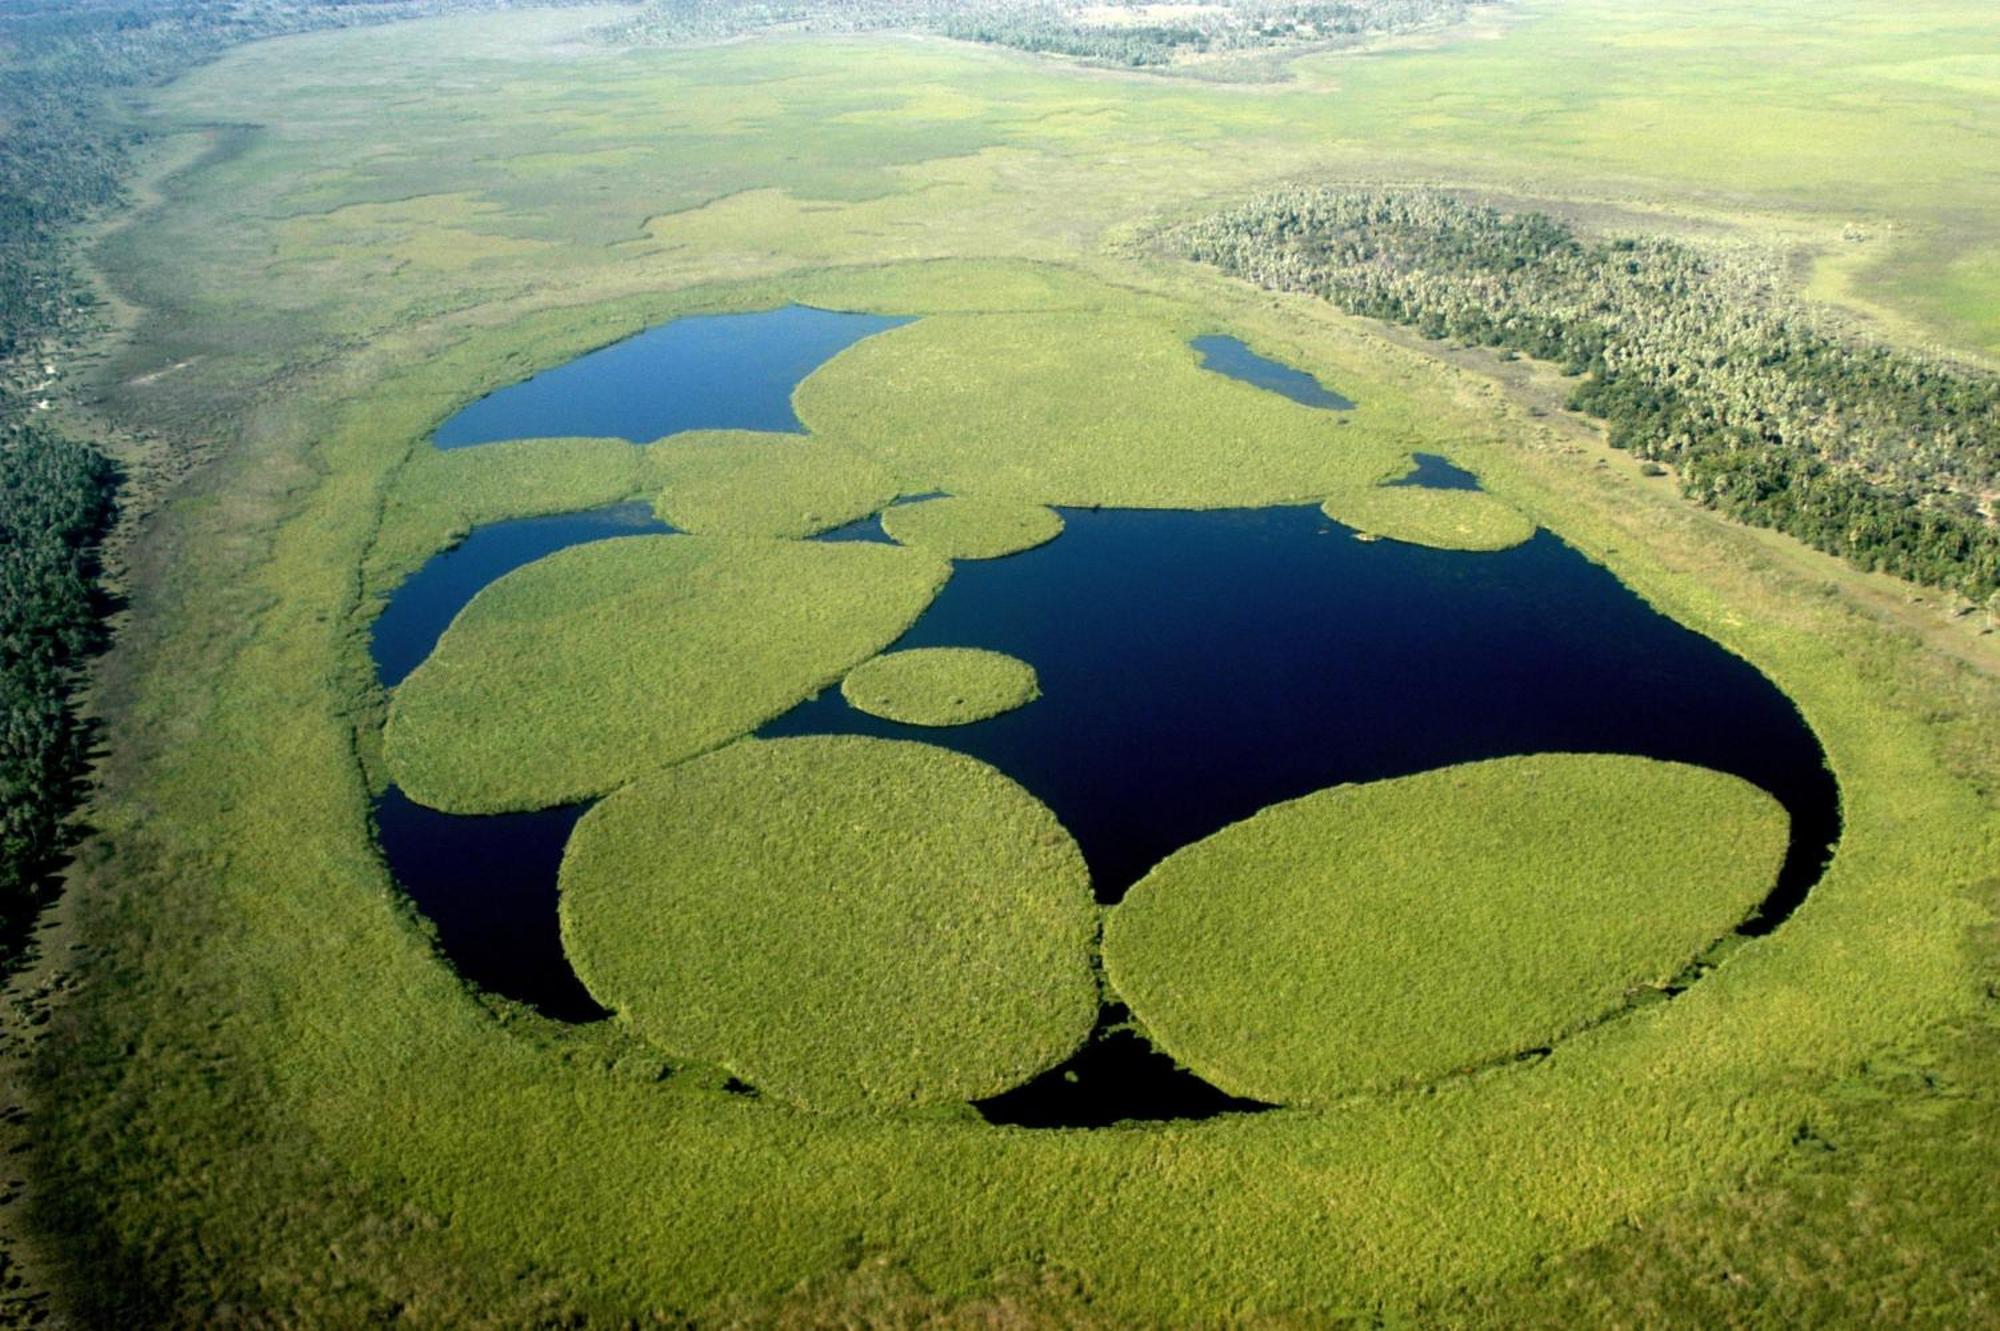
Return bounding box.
[1105,754,1789,1101]
[794,312,1410,506]
[879,495,1065,560]
[1182,189,2000,601]
[841,648,1041,726]
[1321,482,1535,551]
[560,735,1098,1111]
[649,431,898,538]
[384,534,950,812]
[21,1,2000,1324]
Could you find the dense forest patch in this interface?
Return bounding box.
[1320,482,1534,550]
[1179,188,2000,603]
[841,647,1041,726]
[384,535,949,812]
[1104,754,1789,1102]
[560,735,1098,1110]
[880,495,1065,560]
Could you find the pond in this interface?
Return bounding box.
[371,313,1839,1125]
[432,305,913,447]
[1190,333,1356,410]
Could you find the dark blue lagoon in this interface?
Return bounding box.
[765,506,1836,912]
[432,305,913,448]
[1191,333,1356,410]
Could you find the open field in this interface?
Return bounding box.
[14,0,2000,1324]
[1106,754,1790,1101]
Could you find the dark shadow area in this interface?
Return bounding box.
[975,1003,1273,1128]
[371,788,606,1022]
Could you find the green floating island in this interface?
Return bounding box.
[794,311,1407,507]
[880,495,1064,560]
[384,535,948,813]
[559,736,1099,1112]
[841,647,1040,726]
[647,430,896,539]
[1104,753,1788,1105]
[1321,483,1535,551]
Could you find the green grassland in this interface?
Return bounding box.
[842,648,1042,726]
[383,534,950,812]
[31,0,2000,1324]
[1105,754,1789,1102]
[1321,482,1537,551]
[560,736,1098,1111]
[879,495,1065,560]
[648,431,899,538]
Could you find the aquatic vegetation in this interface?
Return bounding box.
[648,431,898,538]
[879,495,1064,560]
[841,647,1040,726]
[1321,483,1535,551]
[1104,754,1790,1102]
[794,312,1408,507]
[560,736,1098,1110]
[384,535,950,812]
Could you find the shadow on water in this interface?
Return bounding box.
[1190,333,1356,410]
[432,305,914,448]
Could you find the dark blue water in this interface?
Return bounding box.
[432,306,914,448]
[369,503,1838,1118]
[372,503,673,688]
[764,506,1836,910]
[1390,451,1482,490]
[1191,334,1356,410]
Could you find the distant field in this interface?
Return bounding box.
[37,1,2000,1325]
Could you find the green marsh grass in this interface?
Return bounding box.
[841,647,1041,726]
[559,736,1098,1111]
[879,495,1064,560]
[646,431,899,539]
[1320,483,1537,551]
[1104,754,1790,1102]
[38,4,2000,1322]
[384,535,950,812]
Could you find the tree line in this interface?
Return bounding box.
[1178,188,2000,604]
[606,0,1478,68]
[0,0,546,944]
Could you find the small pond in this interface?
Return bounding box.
[432,305,912,447]
[1190,333,1356,410]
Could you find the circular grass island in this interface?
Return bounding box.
[1321,483,1535,551]
[1104,753,1789,1104]
[841,647,1040,726]
[881,494,1065,560]
[559,735,1100,1112]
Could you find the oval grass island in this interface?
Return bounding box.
[841,647,1040,726]
[1321,483,1536,551]
[1104,753,1790,1103]
[880,495,1065,560]
[559,736,1099,1111]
